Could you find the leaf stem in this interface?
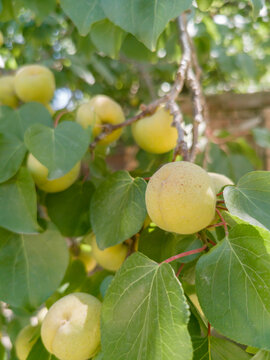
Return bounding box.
[162,245,207,264]
[54,110,69,128]
[215,208,228,236]
[176,263,185,277]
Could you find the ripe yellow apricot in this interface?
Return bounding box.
[208,172,234,193]
[87,233,128,272]
[78,244,97,272]
[145,162,216,234]
[131,106,178,154]
[76,95,125,145]
[15,325,39,360]
[0,76,19,108]
[41,293,101,360]
[27,154,80,193]
[14,64,55,104]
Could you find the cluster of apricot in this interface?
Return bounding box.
[4,63,234,360]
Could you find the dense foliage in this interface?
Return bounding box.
[0,0,269,359]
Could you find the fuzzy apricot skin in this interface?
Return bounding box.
[15,325,39,360]
[208,172,234,193]
[0,76,19,108]
[27,154,80,193]
[41,293,101,360]
[76,95,125,145]
[131,106,178,154]
[14,64,55,104]
[145,162,216,234]
[87,233,128,272]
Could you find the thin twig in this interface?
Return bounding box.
[89,12,208,163]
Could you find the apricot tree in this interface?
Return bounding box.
[0,1,269,360]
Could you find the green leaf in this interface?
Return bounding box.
[253,128,270,149]
[0,106,19,137]
[101,252,193,360]
[27,337,58,360]
[91,171,147,249]
[18,103,54,139]
[0,167,40,234]
[60,0,105,36]
[46,259,87,308]
[224,171,270,231]
[121,34,156,62]
[0,133,26,183]
[101,0,192,50]
[24,122,89,179]
[205,143,254,183]
[93,352,103,360]
[61,260,87,294]
[193,336,252,360]
[0,103,53,141]
[139,226,202,265]
[197,0,214,11]
[250,0,265,18]
[80,269,112,298]
[0,227,69,310]
[196,224,270,350]
[252,350,270,359]
[46,181,95,237]
[90,19,126,58]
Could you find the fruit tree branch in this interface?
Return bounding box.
[89,12,208,163]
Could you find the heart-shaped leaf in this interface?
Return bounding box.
[60,0,105,36]
[196,224,270,350]
[24,122,89,179]
[0,226,69,310]
[0,103,53,140]
[101,0,192,50]
[0,167,40,234]
[101,252,193,360]
[90,171,147,249]
[224,171,270,231]
[27,338,58,360]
